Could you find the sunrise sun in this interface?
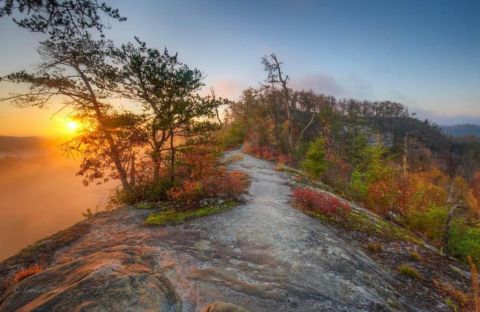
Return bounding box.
[66,120,80,133]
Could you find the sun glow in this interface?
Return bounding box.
[66,120,80,133]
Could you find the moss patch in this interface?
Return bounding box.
[145,200,239,225]
[344,210,424,244]
[134,201,157,209]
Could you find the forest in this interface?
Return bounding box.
[223,61,480,267]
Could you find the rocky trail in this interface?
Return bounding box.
[0,150,467,311]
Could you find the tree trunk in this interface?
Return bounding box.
[74,64,132,193]
[169,126,175,182]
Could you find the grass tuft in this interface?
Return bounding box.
[135,201,157,209]
[410,250,423,262]
[398,263,421,279]
[366,242,383,253]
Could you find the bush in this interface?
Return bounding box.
[293,187,351,221]
[409,250,423,262]
[113,178,173,205]
[242,142,291,164]
[203,170,249,199]
[432,278,470,310]
[167,170,249,210]
[217,119,246,149]
[397,263,421,279]
[448,222,480,267]
[404,204,448,244]
[301,137,328,179]
[366,242,383,253]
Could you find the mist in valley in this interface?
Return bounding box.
[0,139,115,260]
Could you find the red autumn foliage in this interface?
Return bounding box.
[242,142,291,164]
[167,146,250,209]
[293,187,351,220]
[168,170,249,209]
[202,170,249,199]
[11,265,42,284]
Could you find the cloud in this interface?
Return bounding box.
[290,73,344,96]
[201,79,247,100]
[290,72,376,100]
[342,73,375,100]
[411,107,480,126]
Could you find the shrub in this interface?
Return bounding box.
[217,119,247,149]
[409,250,423,262]
[468,256,480,312]
[203,170,249,199]
[432,278,470,310]
[301,137,328,179]
[448,222,480,267]
[293,187,351,221]
[114,178,173,205]
[274,162,285,171]
[366,242,383,253]
[397,263,421,279]
[242,142,291,164]
[404,204,448,244]
[168,170,249,210]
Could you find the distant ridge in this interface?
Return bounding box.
[0,136,45,152]
[441,123,480,137]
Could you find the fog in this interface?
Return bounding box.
[0,142,116,260]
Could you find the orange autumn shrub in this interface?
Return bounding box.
[242,141,291,164]
[168,146,250,210]
[11,265,42,284]
[168,170,249,210]
[202,170,249,199]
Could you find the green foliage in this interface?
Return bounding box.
[410,250,423,261]
[145,200,238,225]
[350,169,367,199]
[218,119,247,148]
[448,221,480,267]
[361,143,390,183]
[114,178,173,205]
[301,137,328,179]
[345,131,369,167]
[397,264,421,279]
[404,205,448,243]
[135,202,157,209]
[344,210,423,244]
[0,0,126,39]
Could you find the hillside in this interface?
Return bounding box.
[0,151,470,312]
[441,124,480,138]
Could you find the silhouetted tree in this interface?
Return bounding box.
[113,38,227,182]
[0,0,125,38]
[0,35,138,192]
[262,54,293,153]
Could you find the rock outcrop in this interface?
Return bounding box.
[0,150,469,311]
[1,245,181,311]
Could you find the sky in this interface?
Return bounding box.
[0,0,479,136]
